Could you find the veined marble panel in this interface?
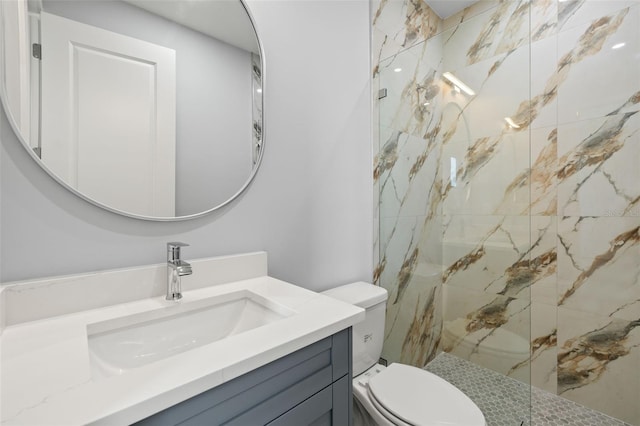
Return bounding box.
[440,0,556,70]
[373,71,382,155]
[557,0,639,34]
[531,127,558,216]
[378,128,442,221]
[530,0,558,41]
[379,215,424,302]
[556,113,640,217]
[557,307,640,424]
[508,300,559,393]
[442,215,532,297]
[441,285,531,382]
[436,42,534,218]
[376,128,438,213]
[557,216,640,321]
[440,3,504,71]
[441,44,530,141]
[557,6,639,125]
[441,1,500,33]
[374,126,398,185]
[382,270,443,367]
[442,130,530,216]
[506,4,636,135]
[378,36,446,139]
[530,35,558,130]
[440,2,527,69]
[373,71,382,282]
[371,0,441,65]
[416,213,444,269]
[373,27,406,74]
[530,301,558,394]
[530,216,558,305]
[373,179,381,285]
[397,280,443,367]
[379,212,444,366]
[373,209,380,285]
[379,212,443,302]
[497,126,558,216]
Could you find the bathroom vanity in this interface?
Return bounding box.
[136,329,352,425]
[0,252,363,425]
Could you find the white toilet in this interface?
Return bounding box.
[322,282,486,426]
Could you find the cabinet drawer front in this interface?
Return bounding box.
[266,386,332,426]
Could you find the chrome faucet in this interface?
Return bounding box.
[166,242,192,301]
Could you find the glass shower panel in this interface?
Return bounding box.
[377,2,533,374]
[437,2,533,389]
[374,1,533,425]
[376,34,446,367]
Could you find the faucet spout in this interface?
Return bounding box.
[166,242,192,301]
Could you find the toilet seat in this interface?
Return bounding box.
[354,363,485,426]
[368,386,412,426]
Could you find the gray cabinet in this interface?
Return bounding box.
[135,328,352,426]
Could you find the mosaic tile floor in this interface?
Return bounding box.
[425,352,631,426]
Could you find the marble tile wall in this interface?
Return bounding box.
[372,1,639,424]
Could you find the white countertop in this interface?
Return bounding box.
[0,271,364,425]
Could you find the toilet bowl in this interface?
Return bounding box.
[322,282,485,426]
[353,363,485,426]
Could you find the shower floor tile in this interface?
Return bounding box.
[425,352,631,426]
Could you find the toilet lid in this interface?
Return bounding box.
[368,363,485,426]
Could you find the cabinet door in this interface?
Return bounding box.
[267,376,351,426]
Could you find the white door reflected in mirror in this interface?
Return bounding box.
[41,12,176,217]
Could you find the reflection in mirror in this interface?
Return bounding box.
[0,0,263,219]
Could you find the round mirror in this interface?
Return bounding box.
[0,0,264,220]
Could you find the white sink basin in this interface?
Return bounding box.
[87,290,296,378]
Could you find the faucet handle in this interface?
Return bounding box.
[167,242,189,262]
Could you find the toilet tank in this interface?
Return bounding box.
[322,282,388,376]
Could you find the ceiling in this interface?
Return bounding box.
[121,1,476,52]
[425,1,479,19]
[124,0,259,53]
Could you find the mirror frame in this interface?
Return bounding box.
[0,0,265,221]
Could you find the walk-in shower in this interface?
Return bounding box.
[373,1,639,424]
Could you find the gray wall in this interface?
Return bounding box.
[41,0,253,216]
[0,0,372,292]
